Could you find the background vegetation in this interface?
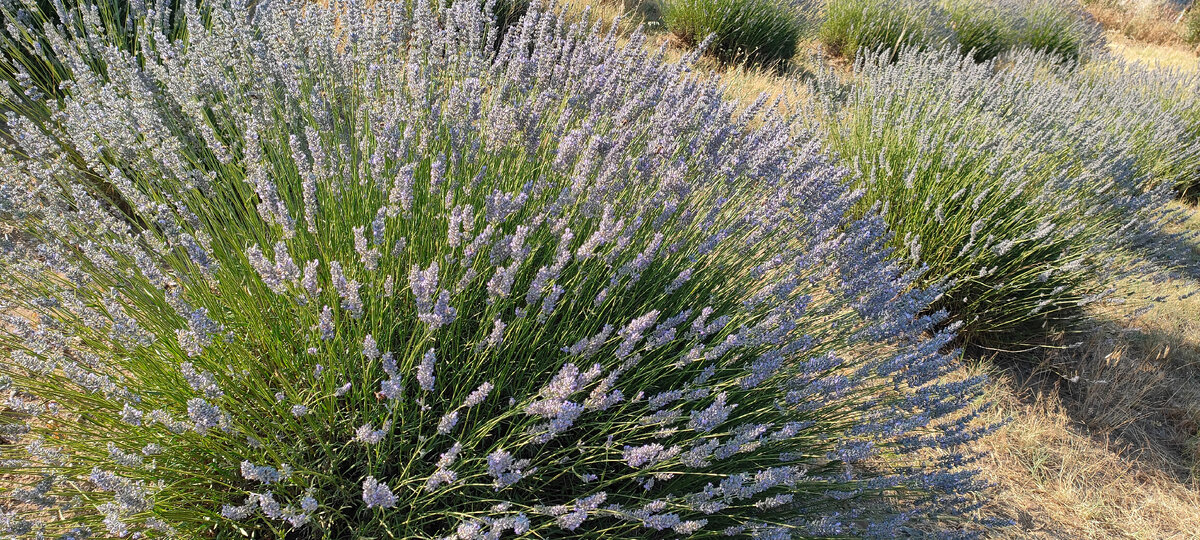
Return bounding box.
[813,0,1103,61]
[806,47,1190,349]
[663,0,810,67]
[817,0,951,60]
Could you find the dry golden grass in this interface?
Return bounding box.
[1044,305,1200,477]
[1086,1,1200,70]
[974,373,1200,539]
[1105,30,1199,70]
[1089,2,1188,46]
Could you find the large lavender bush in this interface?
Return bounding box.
[806,48,1183,349]
[939,0,1011,62]
[1006,0,1102,63]
[0,0,988,537]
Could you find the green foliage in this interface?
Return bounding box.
[1184,4,1200,45]
[940,0,1011,61]
[488,0,529,32]
[819,0,1102,63]
[663,0,808,67]
[1009,0,1101,63]
[819,0,950,60]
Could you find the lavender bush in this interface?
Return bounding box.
[1070,58,1200,198]
[663,0,811,68]
[819,0,952,60]
[1006,0,1102,63]
[820,0,1102,63]
[806,47,1183,349]
[0,0,988,537]
[940,0,1011,62]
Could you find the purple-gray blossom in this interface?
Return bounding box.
[417,349,437,392]
[362,477,397,509]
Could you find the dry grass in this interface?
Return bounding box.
[1048,305,1200,478]
[974,374,1200,539]
[1089,2,1188,45]
[1086,0,1200,71]
[1105,29,1199,70]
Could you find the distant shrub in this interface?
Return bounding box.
[940,0,1012,61]
[806,48,1179,348]
[1184,4,1200,45]
[663,0,808,67]
[1009,0,1102,63]
[819,0,952,60]
[0,0,988,537]
[821,0,1103,63]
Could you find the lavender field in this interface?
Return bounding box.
[0,0,1198,538]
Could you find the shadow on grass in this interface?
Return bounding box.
[984,305,1200,486]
